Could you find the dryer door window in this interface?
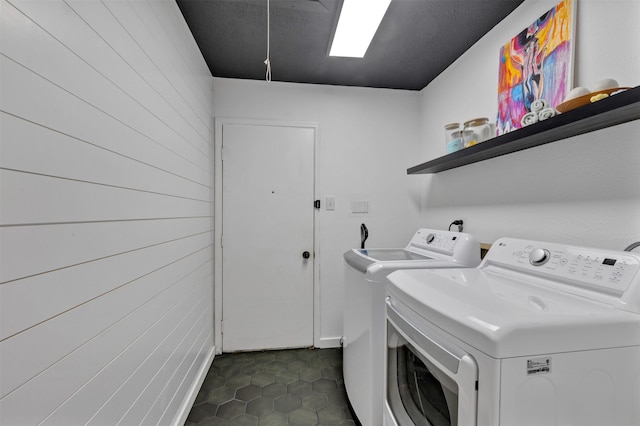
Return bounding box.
[386,299,478,426]
[393,342,456,425]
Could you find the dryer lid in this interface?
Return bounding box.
[387,268,640,359]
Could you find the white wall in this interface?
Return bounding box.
[416,0,640,250]
[0,1,214,424]
[212,78,424,346]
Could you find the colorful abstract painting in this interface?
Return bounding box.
[497,0,575,135]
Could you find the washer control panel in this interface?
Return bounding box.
[487,238,640,296]
[528,248,550,266]
[411,230,461,253]
[405,229,480,266]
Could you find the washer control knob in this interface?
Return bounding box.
[529,248,550,266]
[426,234,435,244]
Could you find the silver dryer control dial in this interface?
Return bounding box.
[529,248,550,266]
[426,233,435,243]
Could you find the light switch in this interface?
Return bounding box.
[326,196,335,211]
[351,200,369,213]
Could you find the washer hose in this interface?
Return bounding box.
[624,241,640,252]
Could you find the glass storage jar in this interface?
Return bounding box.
[444,123,461,149]
[446,130,463,153]
[462,129,476,148]
[463,118,492,145]
[445,123,461,141]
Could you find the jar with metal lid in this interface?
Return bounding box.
[463,117,492,145]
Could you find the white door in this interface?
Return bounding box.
[221,123,315,352]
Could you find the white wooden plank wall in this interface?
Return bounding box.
[0,0,215,424]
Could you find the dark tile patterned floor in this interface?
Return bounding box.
[185,347,360,426]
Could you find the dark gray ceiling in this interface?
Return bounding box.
[177,0,524,91]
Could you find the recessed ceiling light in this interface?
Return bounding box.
[329,0,392,58]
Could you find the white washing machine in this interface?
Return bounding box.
[343,229,481,426]
[384,237,640,426]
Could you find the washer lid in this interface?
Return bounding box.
[343,248,473,280]
[387,268,640,359]
[343,229,481,277]
[357,249,432,262]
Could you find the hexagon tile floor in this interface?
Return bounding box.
[184,347,361,426]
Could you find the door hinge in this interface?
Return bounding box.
[220,320,223,334]
[221,234,224,247]
[314,199,320,209]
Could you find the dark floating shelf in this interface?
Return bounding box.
[408,86,640,174]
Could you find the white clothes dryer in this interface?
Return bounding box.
[384,237,640,426]
[343,229,481,426]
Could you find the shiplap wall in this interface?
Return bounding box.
[0,0,214,424]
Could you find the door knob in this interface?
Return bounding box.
[302,251,310,259]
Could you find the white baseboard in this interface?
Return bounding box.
[315,336,343,349]
[172,345,216,426]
